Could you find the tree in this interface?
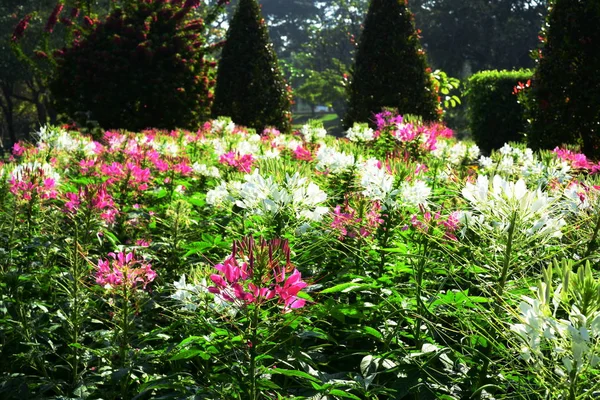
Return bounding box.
[212,0,292,133]
[50,0,227,131]
[410,0,548,78]
[344,0,439,128]
[526,0,600,156]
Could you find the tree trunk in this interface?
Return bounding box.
[0,84,17,146]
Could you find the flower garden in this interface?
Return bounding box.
[1,113,599,399]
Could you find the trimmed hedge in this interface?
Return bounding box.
[466,69,532,153]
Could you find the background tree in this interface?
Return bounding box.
[49,0,228,132]
[212,0,292,132]
[344,0,438,128]
[526,0,600,156]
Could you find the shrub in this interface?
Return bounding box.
[211,0,292,133]
[344,0,439,129]
[527,0,600,156]
[50,0,225,131]
[466,69,532,153]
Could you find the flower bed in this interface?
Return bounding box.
[0,115,599,399]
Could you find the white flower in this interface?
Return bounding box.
[400,180,431,207]
[345,123,375,142]
[462,175,490,205]
[10,161,61,185]
[467,144,480,160]
[478,156,494,169]
[171,274,205,311]
[192,163,221,178]
[301,123,327,143]
[206,182,232,207]
[212,118,236,135]
[315,146,355,173]
[359,160,397,205]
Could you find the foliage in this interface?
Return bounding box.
[46,0,228,132]
[465,69,532,153]
[2,112,600,399]
[212,0,292,133]
[344,0,439,129]
[410,0,548,78]
[526,0,600,157]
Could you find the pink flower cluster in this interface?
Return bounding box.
[373,111,453,154]
[9,164,58,202]
[95,251,157,290]
[63,184,119,223]
[293,145,313,161]
[208,237,308,311]
[218,151,255,173]
[408,207,461,241]
[553,147,600,173]
[331,201,384,240]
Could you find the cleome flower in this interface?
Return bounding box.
[462,174,566,240]
[9,161,61,201]
[208,237,308,312]
[207,169,328,223]
[95,251,157,291]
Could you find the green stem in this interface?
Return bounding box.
[248,305,258,400]
[474,211,518,400]
[2,205,18,273]
[414,236,430,350]
[497,211,518,298]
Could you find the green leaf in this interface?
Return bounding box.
[271,368,320,383]
[362,326,383,340]
[321,282,373,294]
[328,389,362,399]
[169,348,210,361]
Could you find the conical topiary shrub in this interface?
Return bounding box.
[212,0,292,133]
[527,0,600,156]
[344,0,439,129]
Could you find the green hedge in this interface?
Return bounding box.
[466,69,532,153]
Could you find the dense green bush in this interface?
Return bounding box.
[527,0,600,156]
[344,0,439,129]
[211,0,292,133]
[466,69,532,153]
[50,0,225,131]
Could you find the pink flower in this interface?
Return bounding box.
[12,142,25,156]
[218,151,255,173]
[293,146,313,161]
[95,251,156,290]
[208,237,309,311]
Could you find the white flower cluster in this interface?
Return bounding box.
[432,141,480,165]
[300,123,327,143]
[36,126,98,156]
[206,169,328,222]
[211,118,236,135]
[462,175,566,239]
[511,292,600,377]
[192,163,221,178]
[171,274,235,315]
[10,161,61,185]
[478,143,571,186]
[358,159,398,208]
[400,180,432,207]
[315,145,356,174]
[345,123,375,142]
